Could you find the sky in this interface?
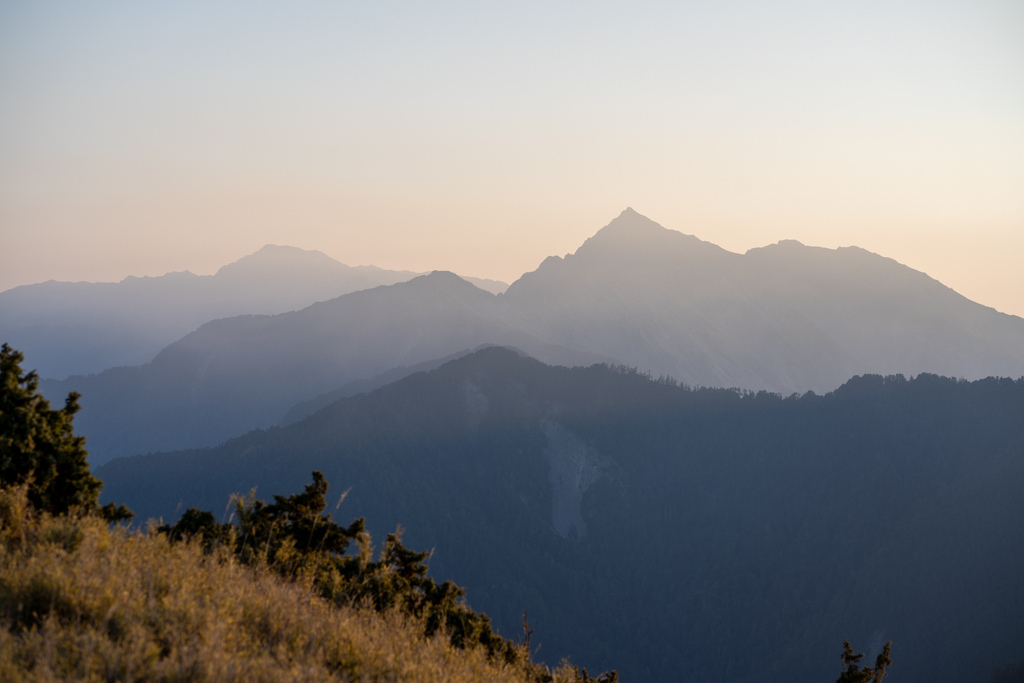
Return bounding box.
[1,1,1022,315]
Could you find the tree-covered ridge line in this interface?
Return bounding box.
[7,340,1023,680]
[0,339,901,681]
[97,347,1024,682]
[1,342,615,681]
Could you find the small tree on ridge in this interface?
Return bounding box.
[0,343,130,520]
[837,640,893,683]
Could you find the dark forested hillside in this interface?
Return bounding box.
[98,347,1024,683]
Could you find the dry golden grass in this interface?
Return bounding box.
[0,486,581,682]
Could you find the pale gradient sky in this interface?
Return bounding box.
[2,1,1022,315]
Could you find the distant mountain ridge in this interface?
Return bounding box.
[0,245,508,379]
[43,273,609,461]
[36,209,1024,463]
[501,208,1024,393]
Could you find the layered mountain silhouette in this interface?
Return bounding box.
[501,208,1024,392]
[97,346,1024,683]
[0,245,507,379]
[44,273,608,461]
[39,209,1024,462]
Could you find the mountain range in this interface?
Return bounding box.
[41,273,608,461]
[500,209,1024,391]
[29,208,1024,464]
[96,346,1024,683]
[0,245,507,379]
[40,209,1024,464]
[12,209,1024,680]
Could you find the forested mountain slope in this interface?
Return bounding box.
[98,347,1024,683]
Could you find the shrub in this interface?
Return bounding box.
[160,471,617,681]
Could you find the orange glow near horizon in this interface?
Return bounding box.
[1,2,1021,315]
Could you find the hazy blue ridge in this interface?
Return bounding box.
[1,244,506,380]
[38,211,1024,466]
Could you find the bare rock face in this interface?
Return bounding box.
[543,421,607,539]
[463,377,490,432]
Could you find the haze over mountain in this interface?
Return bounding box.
[0,245,507,379]
[96,346,1024,683]
[44,273,608,462]
[40,209,1024,464]
[502,208,1024,394]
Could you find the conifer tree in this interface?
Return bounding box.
[0,343,130,520]
[837,640,893,683]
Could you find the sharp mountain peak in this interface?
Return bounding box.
[576,208,731,260]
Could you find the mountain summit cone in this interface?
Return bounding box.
[578,207,715,255]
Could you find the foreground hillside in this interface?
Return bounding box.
[0,343,610,683]
[99,347,1024,682]
[0,485,586,682]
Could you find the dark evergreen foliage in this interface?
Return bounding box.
[155,507,233,553]
[990,659,1024,683]
[159,470,609,681]
[837,641,892,683]
[0,343,130,521]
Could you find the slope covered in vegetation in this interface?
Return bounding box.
[0,483,598,682]
[0,343,613,682]
[99,346,1024,682]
